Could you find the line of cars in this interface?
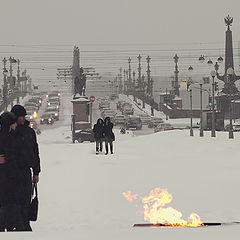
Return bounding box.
[40,91,61,125]
[24,93,44,134]
[115,100,174,132]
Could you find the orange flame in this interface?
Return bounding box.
[122,191,138,203]
[123,188,203,227]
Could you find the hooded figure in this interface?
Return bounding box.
[11,104,41,231]
[103,117,115,155]
[93,118,104,154]
[0,112,25,231]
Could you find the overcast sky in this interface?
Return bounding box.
[0,0,240,46]
[0,0,240,85]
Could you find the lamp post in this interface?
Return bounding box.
[189,84,194,137]
[17,59,21,104]
[2,58,8,111]
[128,57,132,94]
[173,54,180,97]
[125,70,129,96]
[133,71,136,102]
[199,79,204,137]
[210,70,217,137]
[142,75,145,109]
[187,66,194,136]
[227,67,234,139]
[146,56,151,97]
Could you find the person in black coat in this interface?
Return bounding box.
[103,117,115,155]
[11,105,41,231]
[0,111,25,231]
[93,118,104,154]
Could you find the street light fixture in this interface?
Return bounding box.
[227,67,234,139]
[207,59,213,65]
[217,56,224,64]
[199,55,205,63]
[188,66,194,72]
[210,70,217,137]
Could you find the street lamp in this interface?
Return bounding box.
[188,66,194,72]
[227,67,234,139]
[199,79,204,137]
[189,83,194,137]
[2,58,8,111]
[210,70,217,137]
[207,59,213,65]
[199,55,224,65]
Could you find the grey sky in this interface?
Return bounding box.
[0,0,240,86]
[0,0,240,45]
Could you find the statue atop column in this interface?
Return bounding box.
[73,67,86,98]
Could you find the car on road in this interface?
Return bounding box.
[224,124,240,132]
[28,97,42,107]
[138,114,151,125]
[45,106,59,113]
[99,103,110,110]
[116,101,125,110]
[47,92,60,98]
[109,94,118,101]
[125,116,142,130]
[148,117,164,128]
[113,115,126,125]
[100,107,111,113]
[40,113,55,125]
[122,106,134,115]
[154,123,174,133]
[48,96,60,104]
[120,102,133,111]
[102,110,116,119]
[25,102,39,110]
[75,129,95,143]
[25,106,38,115]
[46,111,59,121]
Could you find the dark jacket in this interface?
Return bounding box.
[14,120,41,176]
[93,119,104,141]
[104,117,115,141]
[0,126,23,205]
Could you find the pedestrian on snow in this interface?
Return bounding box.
[0,112,25,231]
[104,117,115,155]
[93,118,105,154]
[11,105,41,231]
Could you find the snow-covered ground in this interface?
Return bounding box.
[3,94,240,239]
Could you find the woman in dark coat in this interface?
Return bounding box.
[0,112,24,231]
[103,117,115,155]
[93,118,104,154]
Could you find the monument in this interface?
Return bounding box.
[216,15,240,117]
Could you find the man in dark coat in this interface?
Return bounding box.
[103,117,115,155]
[0,112,25,231]
[11,105,41,231]
[93,118,104,154]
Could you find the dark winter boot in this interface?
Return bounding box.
[105,144,108,155]
[110,145,113,154]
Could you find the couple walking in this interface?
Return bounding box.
[0,105,41,231]
[93,117,115,155]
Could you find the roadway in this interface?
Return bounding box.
[92,97,155,137]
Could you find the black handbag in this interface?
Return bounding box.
[29,182,39,222]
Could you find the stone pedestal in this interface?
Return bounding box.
[71,96,91,130]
